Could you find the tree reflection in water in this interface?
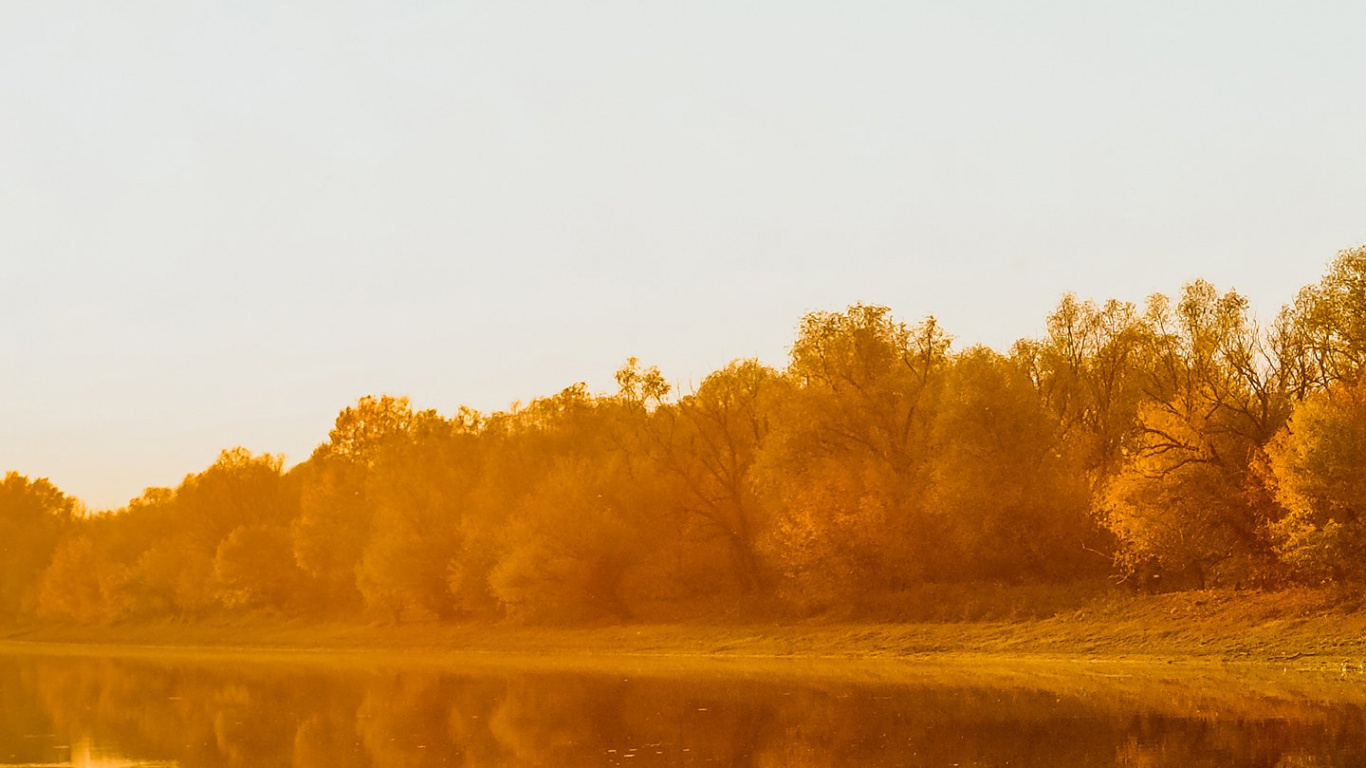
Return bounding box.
[1,653,1364,767]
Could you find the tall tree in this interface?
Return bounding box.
[292,395,421,611]
[1014,294,1150,487]
[175,448,294,555]
[927,347,1100,582]
[488,378,673,620]
[1264,378,1366,581]
[754,305,952,605]
[1286,246,1366,387]
[650,359,784,594]
[1101,283,1287,587]
[0,472,76,620]
[356,408,483,620]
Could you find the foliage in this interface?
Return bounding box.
[927,347,1100,582]
[293,396,427,609]
[649,359,785,593]
[1286,246,1366,386]
[356,412,481,620]
[1265,379,1366,581]
[753,305,951,606]
[10,247,1366,624]
[0,472,76,619]
[487,385,671,620]
[214,524,306,610]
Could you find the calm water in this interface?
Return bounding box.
[2,650,1365,767]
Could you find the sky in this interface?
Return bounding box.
[2,1,1364,510]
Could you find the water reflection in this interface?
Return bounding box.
[2,651,1365,767]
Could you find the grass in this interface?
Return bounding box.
[5,586,1366,675]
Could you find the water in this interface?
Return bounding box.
[2,650,1365,766]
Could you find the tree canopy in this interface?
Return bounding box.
[9,247,1366,625]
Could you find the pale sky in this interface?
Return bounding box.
[2,1,1364,510]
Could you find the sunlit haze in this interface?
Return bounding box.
[3,1,1364,510]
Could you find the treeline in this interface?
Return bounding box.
[4,247,1366,624]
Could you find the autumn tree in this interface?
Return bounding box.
[107,487,215,619]
[1101,283,1288,587]
[0,472,77,620]
[175,448,295,554]
[355,407,483,620]
[1264,378,1366,582]
[22,245,1366,625]
[1284,246,1366,387]
[34,535,107,623]
[464,385,597,617]
[214,524,306,610]
[1013,294,1150,487]
[487,376,674,620]
[927,347,1100,582]
[649,359,785,594]
[753,305,952,606]
[292,395,419,611]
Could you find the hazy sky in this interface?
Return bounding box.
[3,1,1364,510]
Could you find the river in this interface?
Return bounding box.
[2,648,1364,766]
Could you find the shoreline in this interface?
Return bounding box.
[5,588,1366,675]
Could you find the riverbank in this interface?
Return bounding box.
[5,588,1366,673]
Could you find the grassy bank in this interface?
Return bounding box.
[5,588,1366,673]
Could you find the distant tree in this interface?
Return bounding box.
[463,385,599,617]
[315,394,419,467]
[1101,400,1270,589]
[489,456,654,620]
[125,539,215,618]
[23,245,1366,626]
[1013,294,1150,487]
[614,356,671,407]
[102,487,215,619]
[174,448,294,554]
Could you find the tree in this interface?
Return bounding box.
[314,394,419,467]
[927,347,1099,582]
[487,382,672,620]
[35,536,106,623]
[1101,400,1270,589]
[102,487,214,619]
[214,524,306,610]
[753,305,952,605]
[124,538,214,618]
[356,409,482,620]
[175,448,294,555]
[1013,294,1149,487]
[649,359,784,594]
[614,357,670,407]
[1100,282,1291,588]
[489,454,660,620]
[293,395,423,611]
[1285,246,1366,387]
[1264,379,1366,581]
[0,472,76,620]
